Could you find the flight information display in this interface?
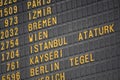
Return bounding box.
[0,0,120,80]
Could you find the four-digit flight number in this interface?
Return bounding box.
[0,0,17,6]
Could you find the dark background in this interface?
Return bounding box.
[0,0,120,80]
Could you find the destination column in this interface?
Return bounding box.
[25,0,68,80]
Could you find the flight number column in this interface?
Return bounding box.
[0,0,22,80]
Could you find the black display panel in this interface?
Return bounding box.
[0,0,120,80]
